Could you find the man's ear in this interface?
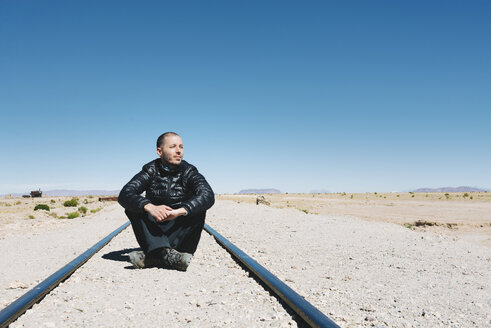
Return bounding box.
[156,147,163,156]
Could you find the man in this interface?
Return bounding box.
[118,132,214,271]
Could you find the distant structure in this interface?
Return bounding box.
[22,189,43,198]
[30,189,43,197]
[99,196,118,201]
[256,195,270,205]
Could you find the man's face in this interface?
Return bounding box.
[157,135,183,166]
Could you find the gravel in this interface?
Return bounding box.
[3,200,490,327]
[207,201,491,327]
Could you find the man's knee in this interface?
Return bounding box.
[125,209,149,223]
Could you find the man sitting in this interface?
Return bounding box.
[118,132,214,271]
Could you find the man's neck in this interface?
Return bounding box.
[160,159,178,171]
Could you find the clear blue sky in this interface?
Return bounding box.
[1,1,490,194]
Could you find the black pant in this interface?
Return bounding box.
[125,210,205,255]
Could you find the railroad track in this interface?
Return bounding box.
[0,222,340,328]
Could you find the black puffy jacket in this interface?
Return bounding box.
[118,159,215,217]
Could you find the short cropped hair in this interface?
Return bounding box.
[156,132,180,148]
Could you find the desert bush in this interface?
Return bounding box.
[412,194,415,198]
[48,212,58,218]
[15,201,22,205]
[50,199,56,203]
[463,193,469,198]
[34,204,50,211]
[78,206,88,214]
[28,215,35,219]
[64,198,79,207]
[67,212,80,219]
[470,196,473,199]
[350,194,353,199]
[90,207,102,213]
[444,193,450,199]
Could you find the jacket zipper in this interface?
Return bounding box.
[167,174,172,194]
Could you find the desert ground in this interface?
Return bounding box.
[0,196,109,238]
[218,192,491,248]
[0,194,490,327]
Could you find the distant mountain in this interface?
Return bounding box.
[238,188,281,194]
[3,189,120,197]
[413,186,488,193]
[44,190,120,196]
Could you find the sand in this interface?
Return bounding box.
[0,199,126,311]
[1,196,490,327]
[217,192,491,247]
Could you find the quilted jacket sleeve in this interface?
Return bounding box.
[118,168,152,213]
[180,166,215,216]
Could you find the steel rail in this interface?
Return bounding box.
[204,224,340,328]
[0,221,131,328]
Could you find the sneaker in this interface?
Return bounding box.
[128,251,146,269]
[162,248,193,271]
[128,251,160,269]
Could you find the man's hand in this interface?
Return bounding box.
[144,204,187,223]
[164,207,187,221]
